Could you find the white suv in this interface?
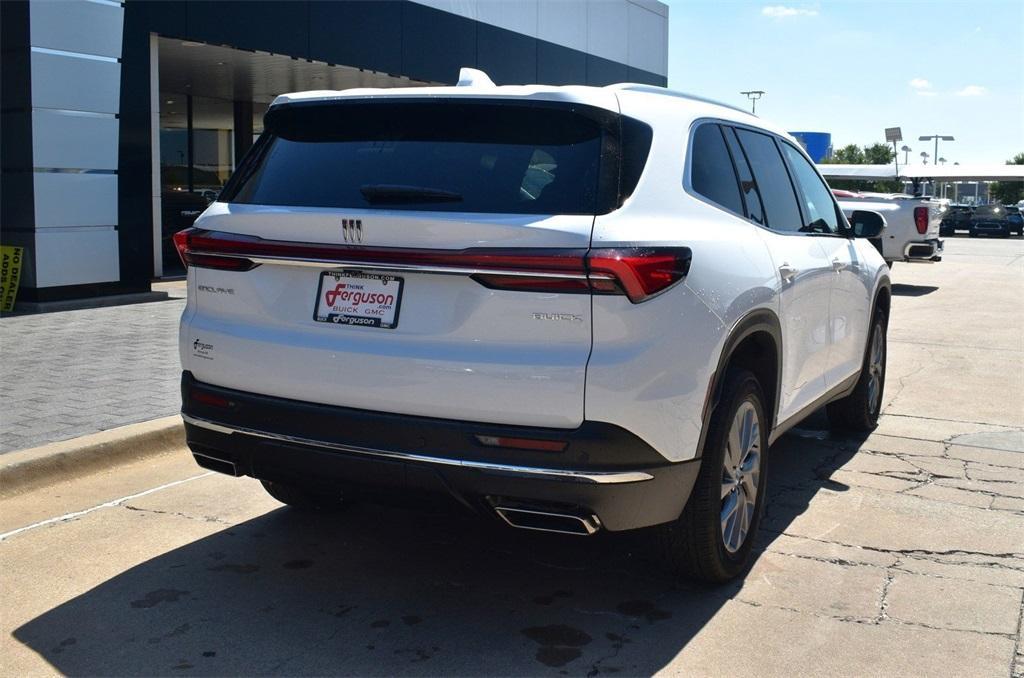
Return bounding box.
[176,70,891,582]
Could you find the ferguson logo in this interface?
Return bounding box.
[325,283,394,307]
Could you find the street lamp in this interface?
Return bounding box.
[919,134,955,170]
[740,90,765,114]
[901,145,912,165]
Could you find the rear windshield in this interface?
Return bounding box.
[221,99,645,215]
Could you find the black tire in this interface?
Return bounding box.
[657,369,769,583]
[261,479,347,512]
[827,311,887,431]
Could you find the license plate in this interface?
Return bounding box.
[314,270,403,329]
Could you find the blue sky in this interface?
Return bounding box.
[664,0,1024,163]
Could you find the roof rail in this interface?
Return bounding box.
[607,83,753,116]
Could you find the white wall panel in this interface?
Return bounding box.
[29,0,124,58]
[34,227,120,287]
[31,50,121,114]
[32,109,119,170]
[537,0,587,52]
[627,2,667,75]
[33,172,117,229]
[477,1,538,37]
[587,1,628,64]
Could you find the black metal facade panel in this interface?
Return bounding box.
[476,23,538,86]
[536,39,587,86]
[117,0,160,296]
[399,2,477,84]
[185,1,311,57]
[309,1,404,75]
[0,0,38,288]
[586,53,629,87]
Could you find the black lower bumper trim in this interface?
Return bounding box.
[181,372,700,531]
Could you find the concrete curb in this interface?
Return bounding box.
[0,416,185,497]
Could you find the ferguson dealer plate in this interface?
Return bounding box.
[314,270,404,329]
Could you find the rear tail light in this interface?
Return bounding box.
[172,228,691,303]
[914,206,929,234]
[189,387,233,408]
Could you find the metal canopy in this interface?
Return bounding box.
[817,163,1024,181]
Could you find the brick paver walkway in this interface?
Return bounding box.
[0,296,185,454]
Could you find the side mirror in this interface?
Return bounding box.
[848,210,886,238]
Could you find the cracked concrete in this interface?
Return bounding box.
[0,240,1022,676]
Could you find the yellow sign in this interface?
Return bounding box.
[1,245,25,311]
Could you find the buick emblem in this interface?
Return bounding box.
[342,218,363,243]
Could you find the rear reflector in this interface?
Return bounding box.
[190,387,233,408]
[475,435,568,452]
[173,227,691,303]
[914,206,928,235]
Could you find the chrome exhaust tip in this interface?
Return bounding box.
[494,505,601,536]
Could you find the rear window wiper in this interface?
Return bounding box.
[359,184,463,205]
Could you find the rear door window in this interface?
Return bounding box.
[722,126,765,225]
[223,100,618,215]
[734,128,803,232]
[690,123,744,216]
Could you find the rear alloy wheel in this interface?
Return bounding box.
[827,312,887,431]
[658,369,768,583]
[261,480,347,512]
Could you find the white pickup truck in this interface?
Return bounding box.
[832,190,944,265]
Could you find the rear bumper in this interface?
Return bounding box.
[181,372,699,531]
[904,238,944,262]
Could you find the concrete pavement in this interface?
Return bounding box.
[1,238,1022,676]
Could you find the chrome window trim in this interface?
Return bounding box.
[182,414,655,485]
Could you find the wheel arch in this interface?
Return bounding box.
[696,308,782,459]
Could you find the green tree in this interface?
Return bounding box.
[822,142,901,192]
[863,143,895,165]
[989,152,1024,205]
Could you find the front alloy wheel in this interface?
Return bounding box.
[827,311,887,431]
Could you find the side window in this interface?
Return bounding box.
[780,142,840,234]
[734,128,803,232]
[689,123,744,216]
[722,126,765,226]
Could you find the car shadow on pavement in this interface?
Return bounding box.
[891,283,939,297]
[13,414,865,676]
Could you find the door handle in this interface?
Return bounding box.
[778,263,798,283]
[831,257,846,272]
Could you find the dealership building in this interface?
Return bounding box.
[1,0,669,307]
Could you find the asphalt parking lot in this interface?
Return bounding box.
[2,237,1022,677]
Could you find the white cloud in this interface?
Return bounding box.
[955,85,988,97]
[909,78,932,90]
[761,5,819,19]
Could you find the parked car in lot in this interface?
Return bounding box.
[174,69,891,583]
[833,192,943,265]
[940,204,974,236]
[969,204,1013,238]
[1004,206,1023,236]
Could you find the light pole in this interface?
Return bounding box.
[919,134,954,171]
[740,90,765,114]
[901,145,912,165]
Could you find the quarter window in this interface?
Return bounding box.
[734,128,803,232]
[781,142,840,234]
[690,124,744,216]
